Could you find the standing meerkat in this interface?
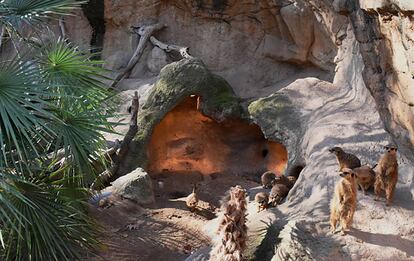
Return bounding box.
[329,147,361,171]
[330,168,357,235]
[353,165,376,194]
[374,145,398,206]
[254,192,269,213]
[261,171,276,189]
[186,184,198,212]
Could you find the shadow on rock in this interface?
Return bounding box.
[349,228,414,257]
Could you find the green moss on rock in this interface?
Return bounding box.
[119,58,242,173]
[248,93,301,144]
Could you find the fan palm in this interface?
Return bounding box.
[0,0,115,260]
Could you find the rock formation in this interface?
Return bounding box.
[64,0,414,260]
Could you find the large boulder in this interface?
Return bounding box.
[243,28,414,260]
[111,167,155,204]
[118,58,243,174]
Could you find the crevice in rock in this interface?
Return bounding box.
[287,165,305,178]
[82,0,105,59]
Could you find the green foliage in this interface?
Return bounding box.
[0,0,115,260]
[0,0,85,27]
[0,172,100,261]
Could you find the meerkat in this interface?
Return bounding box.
[254,192,269,213]
[374,145,398,206]
[261,171,276,189]
[273,174,293,189]
[330,168,357,235]
[269,180,290,206]
[186,184,198,212]
[353,165,376,194]
[287,175,297,189]
[329,146,361,171]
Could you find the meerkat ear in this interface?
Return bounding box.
[351,173,355,178]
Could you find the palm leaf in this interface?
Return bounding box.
[0,174,100,260]
[0,56,57,169]
[47,106,115,186]
[38,40,112,107]
[0,0,84,27]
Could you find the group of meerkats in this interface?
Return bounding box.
[329,145,398,235]
[254,169,299,212]
[254,144,399,237]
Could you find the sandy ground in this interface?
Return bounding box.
[87,172,260,261]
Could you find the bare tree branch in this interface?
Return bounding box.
[149,36,192,58]
[59,17,66,40]
[91,92,140,189]
[111,23,165,88]
[0,26,5,50]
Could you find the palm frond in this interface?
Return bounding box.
[47,106,116,186]
[38,40,112,107]
[0,173,100,261]
[0,0,84,27]
[0,56,56,168]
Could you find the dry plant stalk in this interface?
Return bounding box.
[209,185,247,261]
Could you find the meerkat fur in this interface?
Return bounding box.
[254,192,269,213]
[374,146,398,206]
[261,171,277,189]
[330,168,357,235]
[186,183,198,212]
[353,165,376,194]
[329,147,361,171]
[269,180,290,207]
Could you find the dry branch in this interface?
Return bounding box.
[59,18,66,40]
[0,26,5,50]
[91,92,140,189]
[117,91,140,160]
[149,36,192,58]
[111,23,165,88]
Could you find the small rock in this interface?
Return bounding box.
[111,167,155,205]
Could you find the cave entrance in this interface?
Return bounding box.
[147,95,287,176]
[146,95,287,205]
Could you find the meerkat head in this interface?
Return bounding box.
[271,176,283,186]
[384,145,397,155]
[340,168,356,180]
[230,185,246,200]
[287,176,297,183]
[329,146,344,155]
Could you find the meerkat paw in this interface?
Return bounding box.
[340,230,346,236]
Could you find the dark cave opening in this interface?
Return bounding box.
[146,95,288,205]
[147,95,288,177]
[82,0,105,59]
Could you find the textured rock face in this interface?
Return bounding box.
[65,0,414,260]
[73,0,338,98]
[119,58,243,174]
[111,167,155,204]
[345,1,414,163]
